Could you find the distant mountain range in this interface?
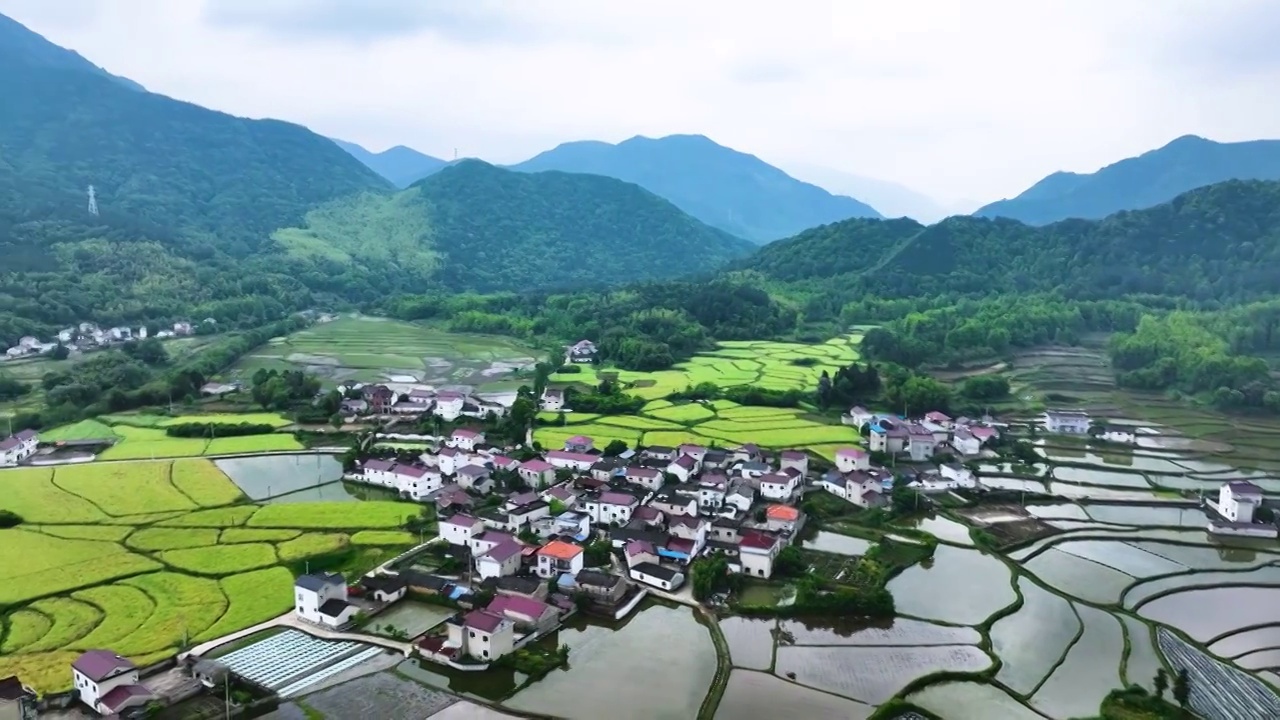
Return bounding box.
[781,163,976,223]
[740,179,1280,304]
[975,135,1280,225]
[332,140,450,188]
[335,134,886,244]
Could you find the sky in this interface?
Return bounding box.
[3,0,1279,206]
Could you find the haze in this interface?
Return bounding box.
[4,0,1278,211]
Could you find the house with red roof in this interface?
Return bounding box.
[536,540,585,579]
[765,504,802,533]
[738,531,781,578]
[71,651,156,715]
[518,459,556,488]
[487,595,560,632]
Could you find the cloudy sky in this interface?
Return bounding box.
[3,0,1278,208]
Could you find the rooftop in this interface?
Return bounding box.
[462,609,507,633]
[632,562,681,582]
[520,459,555,473]
[488,594,555,620]
[441,514,480,527]
[766,504,800,522]
[72,650,136,682]
[539,540,584,560]
[295,572,345,592]
[481,541,525,563]
[625,539,656,557]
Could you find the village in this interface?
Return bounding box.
[1,321,201,360]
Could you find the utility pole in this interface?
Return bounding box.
[87,185,98,216]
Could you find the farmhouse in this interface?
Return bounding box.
[359,574,408,604]
[540,388,565,411]
[571,569,628,605]
[724,483,754,512]
[445,610,514,661]
[294,573,357,629]
[476,541,525,580]
[71,651,155,716]
[630,562,685,591]
[764,504,802,534]
[1213,481,1265,524]
[667,454,698,483]
[950,427,982,457]
[668,515,709,554]
[470,531,519,558]
[758,472,800,502]
[1044,409,1090,434]
[567,339,598,363]
[518,459,556,488]
[536,540,585,579]
[582,491,640,525]
[0,430,38,467]
[697,474,728,510]
[624,539,660,568]
[841,406,877,429]
[440,514,485,546]
[907,426,937,462]
[939,463,977,488]
[869,422,909,454]
[564,435,594,453]
[739,531,781,578]
[779,450,808,476]
[546,450,596,472]
[650,491,697,518]
[435,391,466,420]
[487,595,559,633]
[490,454,521,472]
[542,485,580,509]
[624,466,665,491]
[455,464,493,493]
[448,429,485,451]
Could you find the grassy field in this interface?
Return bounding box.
[0,458,422,694]
[223,314,541,389]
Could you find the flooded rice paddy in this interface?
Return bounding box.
[216,454,343,499]
[886,545,1016,624]
[773,644,990,704]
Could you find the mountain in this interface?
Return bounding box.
[0,13,397,341]
[782,164,973,223]
[509,134,882,244]
[269,160,757,293]
[742,179,1280,304]
[0,12,143,91]
[332,139,449,187]
[975,135,1280,225]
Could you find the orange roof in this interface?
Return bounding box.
[766,504,800,521]
[538,540,584,560]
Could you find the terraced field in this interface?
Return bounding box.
[0,458,421,693]
[40,412,303,461]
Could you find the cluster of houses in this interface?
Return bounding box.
[565,339,597,364]
[2,321,197,360]
[842,407,1001,462]
[341,384,508,423]
[0,430,38,468]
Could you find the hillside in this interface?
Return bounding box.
[0,12,142,91]
[269,160,757,293]
[333,139,449,187]
[509,134,882,243]
[743,179,1280,304]
[975,135,1280,225]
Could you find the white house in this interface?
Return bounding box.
[842,406,877,429]
[668,515,709,555]
[630,562,685,591]
[939,463,977,489]
[564,435,594,453]
[697,475,728,510]
[907,427,937,462]
[0,430,38,467]
[536,540,585,578]
[448,429,485,451]
[667,455,698,483]
[567,339,597,363]
[758,473,799,502]
[1216,481,1264,523]
[71,651,156,716]
[724,484,754,512]
[1044,409,1090,434]
[435,448,465,476]
[779,450,808,476]
[546,450,596,472]
[440,515,485,546]
[950,427,983,457]
[540,388,564,411]
[625,466,665,491]
[476,541,525,580]
[456,464,494,493]
[294,573,357,628]
[834,447,870,474]
[738,531,781,578]
[359,575,408,604]
[518,459,557,488]
[624,539,660,568]
[487,595,560,632]
[651,493,698,518]
[394,465,443,500]
[470,531,518,557]
[435,391,466,421]
[447,610,515,661]
[582,492,639,525]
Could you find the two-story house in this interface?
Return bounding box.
[71,652,155,716]
[0,430,38,468]
[536,540,585,579]
[294,573,357,628]
[440,514,485,546]
[518,459,557,488]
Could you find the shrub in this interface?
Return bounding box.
[0,510,24,528]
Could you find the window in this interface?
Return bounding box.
[483,650,490,658]
[469,631,476,639]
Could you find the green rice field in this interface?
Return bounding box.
[0,458,420,694]
[38,412,302,460]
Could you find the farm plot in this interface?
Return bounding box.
[54,462,196,515]
[221,528,301,543]
[991,576,1082,695]
[31,525,132,541]
[160,543,278,575]
[116,573,228,655]
[780,617,980,647]
[69,585,156,649]
[1210,625,1280,659]
[247,501,419,529]
[20,598,103,653]
[1,609,52,652]
[158,506,258,528]
[277,533,349,562]
[886,545,1016,625]
[1021,547,1135,605]
[909,682,1046,720]
[772,644,991,704]
[1119,614,1165,691]
[39,419,118,442]
[170,459,245,507]
[0,529,161,604]
[1159,628,1280,720]
[196,567,295,641]
[98,426,209,460]
[1139,586,1280,641]
[647,403,717,423]
[126,528,221,551]
[1030,604,1124,719]
[0,467,108,523]
[205,435,304,455]
[351,530,417,545]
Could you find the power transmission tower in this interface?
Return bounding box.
[87,185,98,216]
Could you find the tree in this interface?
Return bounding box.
[329,413,343,430]
[602,439,629,456]
[1152,668,1168,699]
[1172,668,1190,709]
[51,343,70,361]
[753,507,767,523]
[548,498,567,515]
[774,546,807,577]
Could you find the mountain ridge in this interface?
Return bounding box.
[509,133,883,243]
[975,135,1280,224]
[332,139,450,188]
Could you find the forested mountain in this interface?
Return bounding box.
[332,139,449,187]
[0,12,142,91]
[510,134,882,243]
[268,160,757,294]
[742,179,1280,305]
[975,135,1280,225]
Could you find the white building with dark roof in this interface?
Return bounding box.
[1044,409,1090,434]
[294,573,356,628]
